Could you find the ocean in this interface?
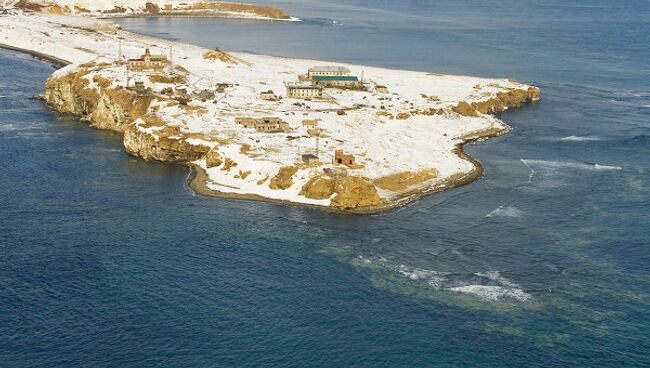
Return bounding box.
[1,0,649,366]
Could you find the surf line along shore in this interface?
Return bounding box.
[0,7,540,215]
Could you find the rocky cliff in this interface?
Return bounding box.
[123,125,210,162]
[44,68,208,162]
[44,69,151,132]
[452,86,541,117]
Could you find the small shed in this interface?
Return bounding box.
[302,119,319,127]
[375,85,389,93]
[302,154,319,165]
[260,90,278,101]
[333,150,356,167]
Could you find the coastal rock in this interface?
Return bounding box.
[45,69,209,162]
[451,101,479,117]
[299,176,335,200]
[44,69,98,116]
[205,148,223,168]
[144,2,160,14]
[45,70,152,132]
[123,125,210,162]
[330,176,385,209]
[89,88,152,132]
[452,86,540,117]
[300,174,385,209]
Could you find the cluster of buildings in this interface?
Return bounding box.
[235,117,290,133]
[285,66,363,100]
[124,48,363,169]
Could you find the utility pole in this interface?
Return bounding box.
[117,39,122,63]
[297,140,301,162]
[168,45,173,75]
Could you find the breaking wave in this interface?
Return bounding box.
[486,205,523,218]
[352,256,531,302]
[448,271,531,301]
[0,123,43,132]
[521,159,622,172]
[303,17,342,27]
[447,285,531,301]
[560,135,604,141]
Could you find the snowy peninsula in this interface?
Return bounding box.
[0,5,540,214]
[6,0,293,20]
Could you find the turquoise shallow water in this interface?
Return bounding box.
[2,1,650,366]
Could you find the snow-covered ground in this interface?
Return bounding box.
[0,10,537,210]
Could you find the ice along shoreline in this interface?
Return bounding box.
[0,8,539,215]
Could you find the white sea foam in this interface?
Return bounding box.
[447,285,531,302]
[353,256,531,302]
[448,271,531,301]
[593,164,623,171]
[521,159,622,172]
[560,135,603,141]
[0,123,42,132]
[395,264,446,289]
[486,205,523,218]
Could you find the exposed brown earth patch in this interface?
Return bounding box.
[373,169,439,192]
[269,166,298,190]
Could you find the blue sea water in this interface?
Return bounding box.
[1,0,650,366]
